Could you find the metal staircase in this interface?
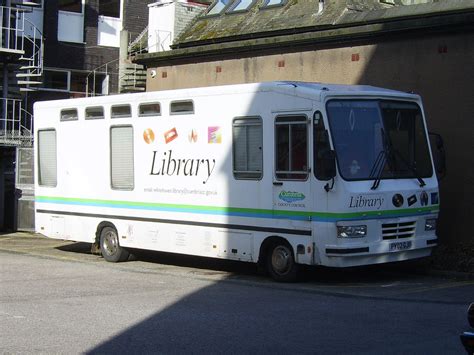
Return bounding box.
[118,28,148,93]
[119,63,146,93]
[0,0,43,147]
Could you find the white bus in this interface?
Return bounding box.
[34,82,442,281]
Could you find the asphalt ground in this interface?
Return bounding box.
[1,232,473,354]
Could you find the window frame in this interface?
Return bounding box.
[37,129,58,187]
[232,116,263,180]
[170,100,194,115]
[138,102,161,117]
[260,0,287,9]
[60,108,78,121]
[85,106,105,120]
[39,69,71,92]
[205,0,232,16]
[111,104,132,119]
[226,0,257,13]
[58,0,84,14]
[110,125,134,191]
[274,114,309,181]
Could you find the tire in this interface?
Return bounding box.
[266,241,298,282]
[100,226,129,262]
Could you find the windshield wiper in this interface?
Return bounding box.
[370,127,392,190]
[390,148,426,187]
[370,149,387,190]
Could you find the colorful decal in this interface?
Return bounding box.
[164,128,178,144]
[188,129,198,143]
[143,128,155,144]
[431,192,439,205]
[348,195,384,210]
[208,126,222,144]
[420,191,429,206]
[392,194,404,208]
[407,194,417,206]
[279,191,306,203]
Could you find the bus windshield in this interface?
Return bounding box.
[326,100,433,181]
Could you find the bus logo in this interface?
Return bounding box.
[279,191,305,203]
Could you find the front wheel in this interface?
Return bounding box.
[266,242,298,282]
[100,226,129,262]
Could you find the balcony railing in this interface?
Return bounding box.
[0,98,33,146]
[0,6,22,53]
[1,6,43,77]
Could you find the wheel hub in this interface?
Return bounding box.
[272,246,291,274]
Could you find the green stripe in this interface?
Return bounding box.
[35,195,439,220]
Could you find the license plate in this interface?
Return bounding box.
[389,241,412,252]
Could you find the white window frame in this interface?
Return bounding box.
[58,0,85,43]
[37,129,58,187]
[232,117,263,180]
[110,125,134,190]
[39,69,71,93]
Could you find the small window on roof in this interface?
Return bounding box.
[139,102,161,117]
[85,106,104,120]
[228,0,254,12]
[111,104,131,118]
[60,108,78,121]
[261,0,286,8]
[170,101,194,115]
[206,0,231,15]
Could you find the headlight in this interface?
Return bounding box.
[337,225,367,238]
[425,218,437,231]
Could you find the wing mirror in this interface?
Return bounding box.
[320,149,336,181]
[429,132,446,179]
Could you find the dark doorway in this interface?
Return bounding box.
[0,147,17,232]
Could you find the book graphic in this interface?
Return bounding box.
[208,126,221,144]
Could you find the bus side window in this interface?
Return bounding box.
[275,115,308,180]
[110,126,134,190]
[313,111,331,180]
[232,117,263,180]
[38,129,57,187]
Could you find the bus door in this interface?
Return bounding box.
[272,114,312,231]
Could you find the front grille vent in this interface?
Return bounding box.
[382,221,416,240]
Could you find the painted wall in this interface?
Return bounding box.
[145,31,474,244]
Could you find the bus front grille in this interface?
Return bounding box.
[382,221,416,240]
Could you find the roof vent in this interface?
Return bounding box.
[318,0,324,14]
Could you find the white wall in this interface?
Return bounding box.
[148,1,176,53]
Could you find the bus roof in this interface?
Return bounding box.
[33,81,419,110]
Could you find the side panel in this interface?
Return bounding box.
[34,90,317,265]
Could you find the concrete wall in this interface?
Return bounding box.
[145,31,474,244]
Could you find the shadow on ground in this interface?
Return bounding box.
[55,241,430,284]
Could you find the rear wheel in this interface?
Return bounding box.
[100,226,129,262]
[266,242,298,282]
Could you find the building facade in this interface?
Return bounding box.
[135,0,474,245]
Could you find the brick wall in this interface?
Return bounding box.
[124,0,155,41]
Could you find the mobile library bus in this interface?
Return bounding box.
[34,82,441,281]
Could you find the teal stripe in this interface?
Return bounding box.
[35,196,439,222]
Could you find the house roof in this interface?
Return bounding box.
[134,0,474,65]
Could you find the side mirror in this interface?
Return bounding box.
[429,132,446,179]
[320,149,337,181]
[468,303,474,328]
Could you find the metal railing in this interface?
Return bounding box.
[1,6,44,76]
[0,98,33,146]
[0,6,22,52]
